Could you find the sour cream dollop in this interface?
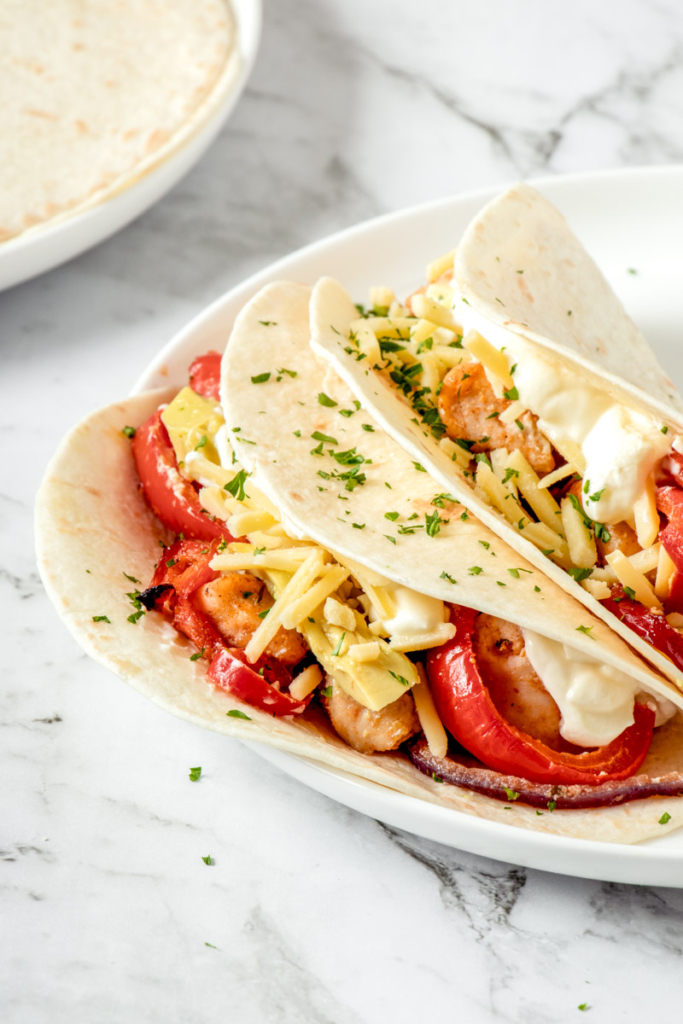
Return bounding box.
[523,629,674,747]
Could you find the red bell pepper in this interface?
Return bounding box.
[657,486,683,574]
[132,409,232,542]
[209,648,311,716]
[601,584,683,672]
[425,605,655,786]
[188,351,222,400]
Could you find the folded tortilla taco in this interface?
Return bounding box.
[36,278,683,844]
[309,184,683,701]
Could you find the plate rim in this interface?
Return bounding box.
[133,164,683,886]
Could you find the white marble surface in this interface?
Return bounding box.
[5,0,683,1020]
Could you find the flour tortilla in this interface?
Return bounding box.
[310,241,683,693]
[455,183,683,412]
[1,0,239,242]
[35,289,683,843]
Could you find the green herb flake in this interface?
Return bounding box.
[122,425,136,439]
[352,522,365,530]
[321,686,333,698]
[293,429,301,437]
[578,1004,589,1013]
[257,608,270,620]
[576,625,596,639]
[201,855,213,865]
[204,942,217,949]
[514,419,524,431]
[362,424,375,432]
[251,372,271,384]
[189,766,202,782]
[385,511,400,521]
[311,430,338,445]
[388,670,411,687]
[318,392,338,407]
[127,609,145,624]
[534,585,541,592]
[194,435,208,451]
[92,615,110,623]
[623,585,636,601]
[460,511,469,521]
[384,534,397,544]
[224,468,249,501]
[659,812,672,825]
[496,581,506,587]
[547,799,557,812]
[502,467,519,484]
[425,510,444,538]
[332,632,346,656]
[503,386,519,401]
[432,773,444,783]
[440,571,457,584]
[661,425,669,434]
[468,566,483,575]
[277,367,297,378]
[413,461,426,472]
[504,787,519,802]
[227,709,251,720]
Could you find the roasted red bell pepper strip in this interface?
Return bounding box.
[657,486,683,574]
[142,539,225,659]
[209,648,311,716]
[132,409,232,542]
[425,605,655,786]
[601,584,683,672]
[188,351,222,400]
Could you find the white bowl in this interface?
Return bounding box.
[135,165,683,886]
[0,0,262,293]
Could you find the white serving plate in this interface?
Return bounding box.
[0,0,261,293]
[135,166,683,887]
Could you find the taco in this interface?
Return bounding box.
[309,184,683,699]
[36,279,683,844]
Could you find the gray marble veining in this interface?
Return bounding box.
[4,1,683,1020]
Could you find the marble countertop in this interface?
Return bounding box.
[5,0,683,1020]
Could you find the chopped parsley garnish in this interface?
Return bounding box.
[318,392,338,407]
[502,468,519,484]
[504,787,519,802]
[257,608,270,619]
[576,625,596,639]
[432,493,458,507]
[587,487,605,502]
[659,812,672,825]
[468,566,483,575]
[224,468,249,501]
[251,372,271,384]
[568,568,593,582]
[388,670,411,687]
[166,558,177,567]
[384,535,397,544]
[332,632,346,656]
[92,615,110,623]
[201,855,213,865]
[190,649,205,662]
[503,386,519,401]
[661,425,669,434]
[534,585,541,592]
[321,686,333,698]
[310,441,324,456]
[277,367,297,378]
[578,1004,589,1013]
[432,773,443,783]
[194,435,208,450]
[362,424,375,432]
[413,461,426,472]
[547,799,557,812]
[486,411,500,419]
[127,609,144,624]
[460,511,469,521]
[122,425,136,438]
[474,452,493,470]
[123,572,141,583]
[479,541,490,549]
[227,709,251,720]
[352,522,365,530]
[425,510,445,537]
[293,430,301,437]
[189,766,202,781]
[515,419,524,430]
[311,430,338,445]
[385,511,400,521]
[259,320,277,326]
[496,581,506,587]
[440,571,457,584]
[623,585,636,601]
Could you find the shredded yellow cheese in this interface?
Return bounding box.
[426,249,455,283]
[561,496,597,569]
[289,664,323,701]
[462,331,513,389]
[413,665,448,759]
[656,544,677,600]
[245,549,328,663]
[633,479,659,550]
[278,565,351,631]
[606,550,661,609]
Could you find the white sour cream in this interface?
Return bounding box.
[382,586,447,637]
[523,629,674,747]
[452,297,671,525]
